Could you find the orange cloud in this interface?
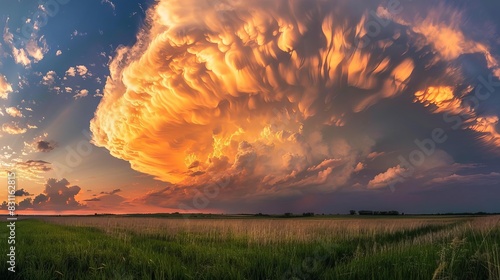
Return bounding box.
[2,122,27,135]
[90,0,419,188]
[381,3,500,76]
[368,165,405,189]
[5,107,23,118]
[0,74,13,99]
[90,0,500,198]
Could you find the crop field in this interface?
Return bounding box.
[1,215,499,279]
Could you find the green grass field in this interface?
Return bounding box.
[1,216,499,279]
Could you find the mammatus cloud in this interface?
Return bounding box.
[0,74,13,99]
[91,0,500,201]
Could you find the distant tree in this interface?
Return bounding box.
[284,212,293,217]
[349,210,356,215]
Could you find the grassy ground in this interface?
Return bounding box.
[0,216,499,279]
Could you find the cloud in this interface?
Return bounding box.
[25,37,48,63]
[18,178,85,210]
[90,0,500,202]
[12,160,52,182]
[73,89,89,99]
[427,172,500,186]
[76,65,88,76]
[0,74,13,99]
[15,160,52,172]
[101,0,116,10]
[65,65,90,78]
[5,107,22,118]
[354,162,365,172]
[65,67,76,77]
[90,0,414,187]
[368,165,406,189]
[35,140,56,152]
[56,50,62,56]
[2,123,27,134]
[42,71,57,86]
[85,188,126,208]
[367,152,385,160]
[100,188,121,195]
[94,89,103,97]
[14,189,32,197]
[3,24,48,67]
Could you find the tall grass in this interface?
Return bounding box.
[0,216,498,279]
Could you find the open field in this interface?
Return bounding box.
[1,215,499,279]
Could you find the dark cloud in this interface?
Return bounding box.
[14,189,32,196]
[35,140,56,152]
[84,189,126,209]
[15,160,52,172]
[1,178,85,211]
[100,188,121,195]
[13,160,52,181]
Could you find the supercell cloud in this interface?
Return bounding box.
[90,0,500,198]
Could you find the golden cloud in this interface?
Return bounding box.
[91,0,500,192]
[0,74,13,99]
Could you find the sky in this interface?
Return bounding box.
[0,0,499,215]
